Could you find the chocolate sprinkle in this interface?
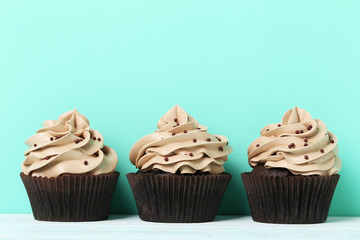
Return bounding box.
[44,154,58,160]
[300,130,304,133]
[189,153,194,157]
[97,138,101,141]
[304,143,308,146]
[307,125,313,130]
[174,118,178,122]
[288,144,292,149]
[172,133,176,136]
[34,144,37,147]
[84,161,88,165]
[330,140,335,144]
[304,138,308,142]
[183,130,187,133]
[295,130,300,134]
[164,157,169,162]
[50,137,54,141]
[216,137,222,142]
[278,124,281,127]
[256,144,260,147]
[266,129,269,131]
[197,127,201,130]
[320,149,325,153]
[193,139,197,143]
[206,138,211,142]
[74,139,80,144]
[92,137,97,140]
[219,147,224,151]
[304,155,309,160]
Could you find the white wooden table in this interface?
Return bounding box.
[0,215,359,240]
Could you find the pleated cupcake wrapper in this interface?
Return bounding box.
[127,173,232,223]
[241,173,340,224]
[20,172,119,222]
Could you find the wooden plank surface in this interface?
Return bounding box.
[0,215,359,240]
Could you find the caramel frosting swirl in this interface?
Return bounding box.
[21,109,118,177]
[248,107,341,176]
[129,105,232,174]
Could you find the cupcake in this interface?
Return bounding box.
[21,109,119,221]
[127,105,233,223]
[242,107,341,224]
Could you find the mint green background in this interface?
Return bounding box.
[1,1,359,216]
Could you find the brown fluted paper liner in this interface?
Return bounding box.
[127,173,232,223]
[241,173,340,224]
[20,172,119,222]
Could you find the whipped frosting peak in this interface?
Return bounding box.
[248,107,341,176]
[281,107,312,125]
[22,109,118,177]
[129,105,232,174]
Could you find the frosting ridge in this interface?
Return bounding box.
[21,109,118,177]
[129,105,232,174]
[248,107,341,176]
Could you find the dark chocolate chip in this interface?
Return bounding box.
[278,124,281,127]
[206,138,211,142]
[189,153,193,157]
[320,149,325,153]
[219,147,224,151]
[164,157,169,162]
[295,130,300,134]
[97,138,101,141]
[304,143,308,146]
[193,139,197,143]
[304,155,309,160]
[300,130,304,133]
[304,138,308,142]
[92,137,97,140]
[172,133,176,136]
[183,130,187,133]
[84,161,88,165]
[256,144,260,147]
[74,139,80,144]
[330,140,335,144]
[307,125,313,130]
[34,144,37,147]
[174,118,178,122]
[50,137,54,141]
